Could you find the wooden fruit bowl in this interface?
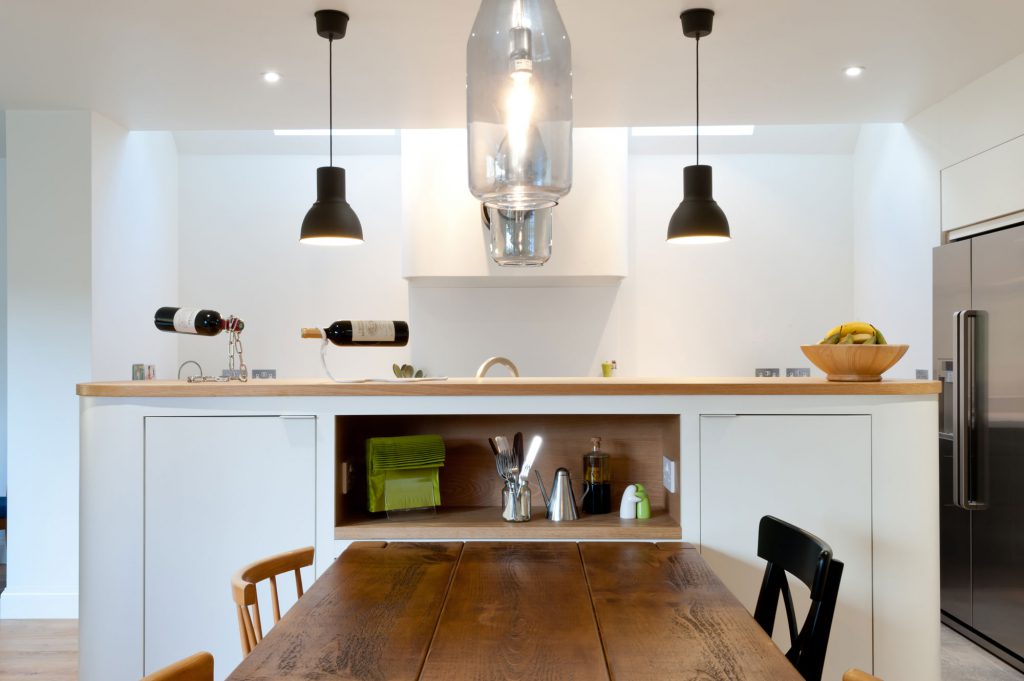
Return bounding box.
[800,344,909,382]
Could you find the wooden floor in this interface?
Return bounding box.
[0,619,1020,681]
[0,620,78,681]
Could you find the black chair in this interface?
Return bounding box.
[753,515,843,681]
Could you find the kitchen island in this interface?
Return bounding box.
[78,377,939,681]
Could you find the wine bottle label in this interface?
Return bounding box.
[351,320,396,342]
[173,308,201,334]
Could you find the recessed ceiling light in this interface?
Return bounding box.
[844,66,865,78]
[263,71,281,84]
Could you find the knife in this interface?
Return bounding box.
[519,435,542,485]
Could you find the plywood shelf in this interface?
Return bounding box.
[334,506,680,540]
[335,413,681,542]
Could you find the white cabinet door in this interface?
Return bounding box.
[699,414,872,681]
[941,134,1024,232]
[144,416,316,680]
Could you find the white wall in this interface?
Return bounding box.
[621,153,855,377]
[2,111,93,618]
[177,154,410,379]
[91,116,179,380]
[851,125,939,378]
[410,152,856,378]
[0,146,6,497]
[410,285,622,378]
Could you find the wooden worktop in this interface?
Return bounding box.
[76,376,940,397]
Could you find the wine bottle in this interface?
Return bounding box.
[301,320,409,347]
[154,307,244,336]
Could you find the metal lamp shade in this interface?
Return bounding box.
[300,167,363,245]
[667,165,730,243]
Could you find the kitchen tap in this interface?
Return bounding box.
[475,356,520,378]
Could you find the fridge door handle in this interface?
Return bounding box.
[954,309,986,510]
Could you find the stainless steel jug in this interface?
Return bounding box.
[534,467,580,521]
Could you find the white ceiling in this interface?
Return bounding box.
[1,0,1022,130]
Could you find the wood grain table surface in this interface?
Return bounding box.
[225,541,804,681]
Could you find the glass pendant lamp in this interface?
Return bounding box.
[467,0,572,265]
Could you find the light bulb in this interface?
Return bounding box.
[506,71,535,160]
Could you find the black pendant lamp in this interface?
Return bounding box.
[300,10,363,245]
[667,8,731,244]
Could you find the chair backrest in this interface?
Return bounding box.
[231,546,314,656]
[142,652,213,681]
[753,516,844,681]
[843,670,882,681]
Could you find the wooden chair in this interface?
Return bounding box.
[754,516,844,681]
[232,546,314,656]
[842,671,881,681]
[141,652,213,681]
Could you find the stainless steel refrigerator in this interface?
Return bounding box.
[934,225,1024,671]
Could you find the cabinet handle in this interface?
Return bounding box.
[954,310,986,510]
[279,415,316,420]
[701,414,738,418]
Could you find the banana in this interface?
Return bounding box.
[819,332,842,345]
[820,321,888,345]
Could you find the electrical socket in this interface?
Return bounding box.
[786,368,811,377]
[662,457,677,493]
[251,369,277,379]
[755,368,780,377]
[916,369,929,380]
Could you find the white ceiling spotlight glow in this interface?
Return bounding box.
[262,71,281,84]
[844,65,865,78]
[630,125,755,137]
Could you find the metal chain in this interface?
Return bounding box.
[226,317,248,382]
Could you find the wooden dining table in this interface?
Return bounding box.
[225,541,804,681]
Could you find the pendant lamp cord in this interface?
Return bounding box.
[695,35,700,166]
[329,37,334,167]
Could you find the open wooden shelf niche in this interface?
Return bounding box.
[334,414,680,540]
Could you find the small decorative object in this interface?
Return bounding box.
[667,8,731,244]
[601,360,618,378]
[393,363,425,379]
[154,307,248,382]
[132,364,145,381]
[619,484,640,519]
[146,365,156,380]
[634,483,651,520]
